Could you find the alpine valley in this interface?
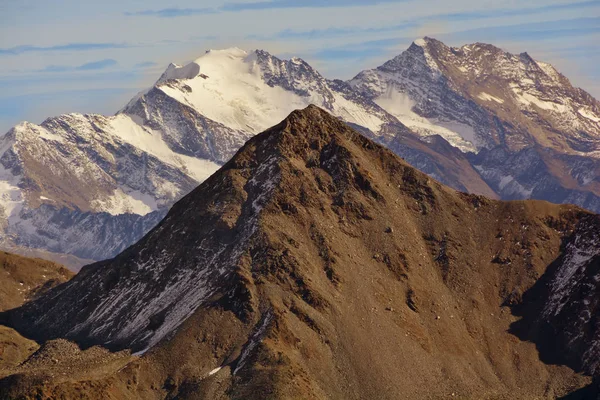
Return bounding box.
[2,38,599,268]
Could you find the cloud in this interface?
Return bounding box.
[134,61,159,68]
[313,47,388,60]
[244,0,599,42]
[124,7,216,17]
[41,65,72,73]
[39,59,118,73]
[0,43,130,55]
[250,22,418,40]
[77,59,118,70]
[222,0,406,11]
[439,0,599,21]
[126,0,407,17]
[440,16,600,43]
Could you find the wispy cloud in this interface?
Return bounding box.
[439,0,599,21]
[126,0,407,17]
[77,59,118,70]
[134,61,158,68]
[124,7,216,17]
[441,16,600,43]
[39,59,118,73]
[314,47,388,60]
[248,0,600,41]
[308,16,600,72]
[0,43,130,55]
[250,22,418,40]
[222,0,406,11]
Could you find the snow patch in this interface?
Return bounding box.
[536,61,560,81]
[578,108,600,123]
[234,312,273,375]
[108,114,220,183]
[477,92,504,104]
[91,188,156,216]
[512,89,568,113]
[158,62,201,83]
[374,87,477,152]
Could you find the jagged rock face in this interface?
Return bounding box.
[540,216,600,377]
[349,37,600,214]
[509,214,600,383]
[3,106,598,399]
[0,46,491,264]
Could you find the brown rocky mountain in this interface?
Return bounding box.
[0,251,72,312]
[0,252,72,375]
[1,106,599,399]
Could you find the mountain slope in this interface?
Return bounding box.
[1,47,494,264]
[350,37,600,212]
[2,106,597,399]
[0,251,72,312]
[0,252,72,373]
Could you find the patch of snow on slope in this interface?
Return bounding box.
[412,38,440,72]
[477,92,504,104]
[374,87,477,152]
[91,188,156,216]
[578,108,600,123]
[158,62,201,83]
[108,114,220,182]
[23,123,65,143]
[512,89,568,113]
[234,311,273,375]
[0,176,23,220]
[536,61,560,82]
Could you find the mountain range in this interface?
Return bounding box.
[1,38,599,269]
[1,106,599,399]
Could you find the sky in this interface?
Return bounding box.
[1,0,599,133]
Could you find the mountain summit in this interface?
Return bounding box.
[350,37,600,210]
[3,106,599,399]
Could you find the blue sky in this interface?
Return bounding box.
[1,0,599,132]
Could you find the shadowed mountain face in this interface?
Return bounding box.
[1,106,599,399]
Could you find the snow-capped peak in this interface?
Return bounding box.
[201,47,248,59]
[413,37,428,47]
[151,48,387,135]
[157,61,200,83]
